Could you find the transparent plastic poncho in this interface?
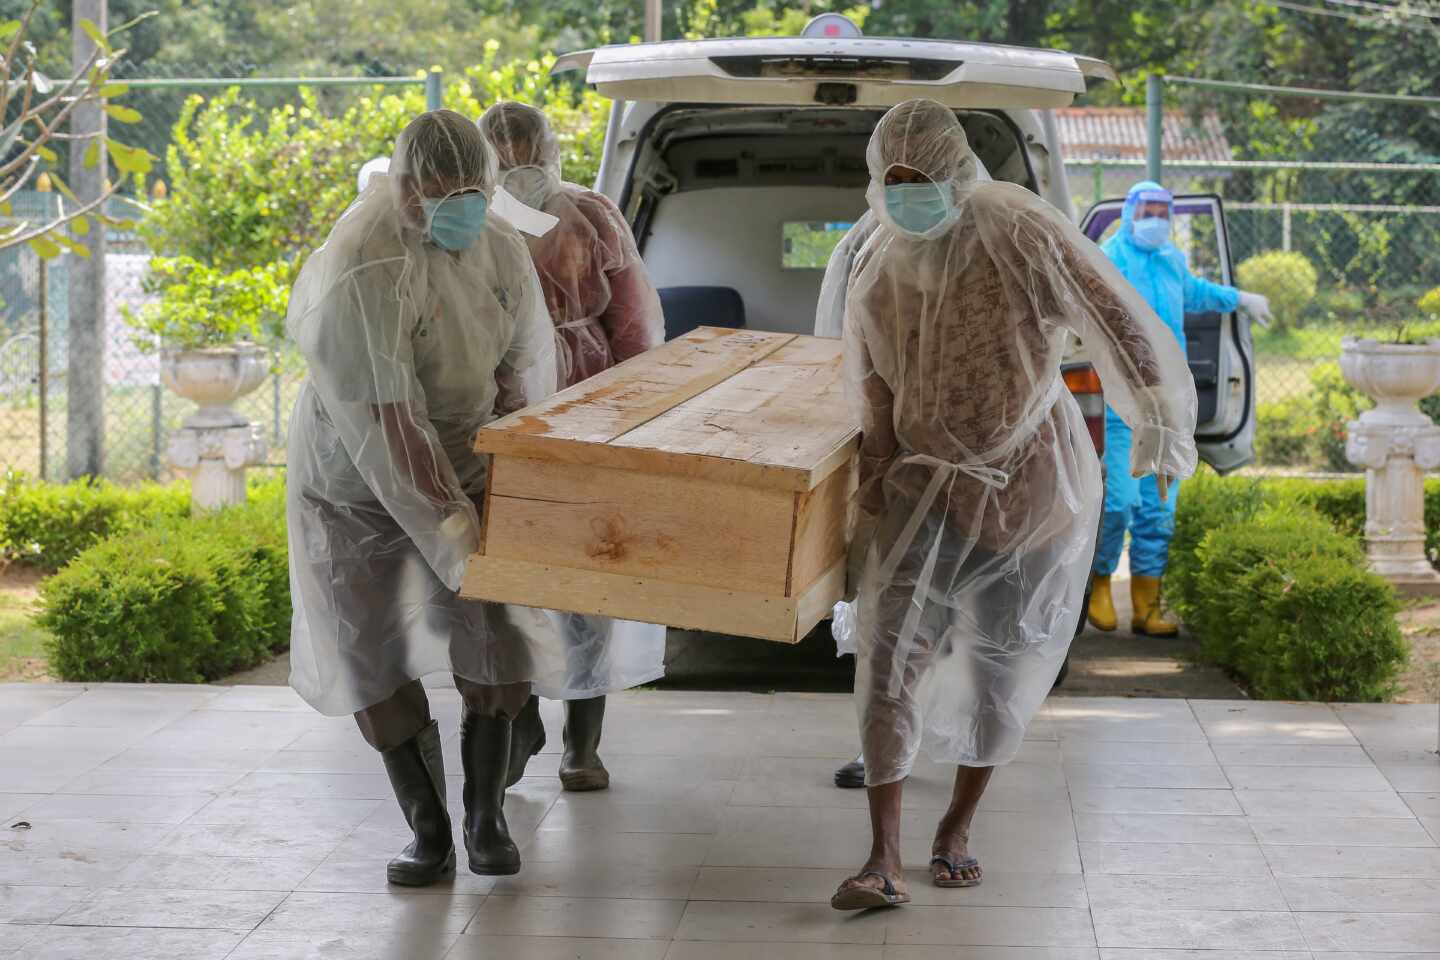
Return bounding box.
[285,111,656,715]
[826,100,1197,784]
[479,101,667,700]
[480,102,665,386]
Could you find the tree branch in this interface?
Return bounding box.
[0,185,118,254]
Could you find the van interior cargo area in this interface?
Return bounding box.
[630,105,1034,335]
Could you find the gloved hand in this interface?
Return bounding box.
[1238,290,1273,327]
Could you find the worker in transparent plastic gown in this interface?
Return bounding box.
[478,100,667,793]
[826,100,1197,910]
[287,111,618,885]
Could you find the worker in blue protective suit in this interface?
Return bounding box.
[1089,181,1272,636]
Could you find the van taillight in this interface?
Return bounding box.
[1063,365,1103,395]
[1062,364,1105,457]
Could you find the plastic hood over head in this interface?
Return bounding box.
[478,100,564,210]
[865,98,979,241]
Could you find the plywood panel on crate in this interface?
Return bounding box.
[612,335,858,488]
[484,455,794,595]
[477,327,795,447]
[463,328,861,643]
[461,557,804,643]
[789,457,855,596]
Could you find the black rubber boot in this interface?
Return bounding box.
[460,709,522,876]
[379,720,456,886]
[834,753,865,789]
[506,694,547,790]
[560,696,610,792]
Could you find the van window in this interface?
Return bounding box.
[782,221,855,270]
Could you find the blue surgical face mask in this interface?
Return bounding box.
[1131,215,1171,251]
[421,192,488,251]
[884,180,953,236]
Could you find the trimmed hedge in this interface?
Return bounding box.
[38,478,289,683]
[0,472,190,572]
[1171,472,1410,702]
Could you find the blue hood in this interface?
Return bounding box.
[1120,180,1174,244]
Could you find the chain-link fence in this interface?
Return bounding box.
[1,67,429,485]
[4,69,1436,484]
[1066,76,1440,476]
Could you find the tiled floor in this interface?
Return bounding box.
[2,683,1438,959]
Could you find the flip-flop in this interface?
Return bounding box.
[830,870,911,911]
[930,853,982,888]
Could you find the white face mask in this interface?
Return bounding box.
[502,166,554,210]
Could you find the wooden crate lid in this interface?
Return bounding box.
[476,327,859,492]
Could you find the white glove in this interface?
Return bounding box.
[1238,291,1272,328]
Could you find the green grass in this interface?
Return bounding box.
[0,587,50,680]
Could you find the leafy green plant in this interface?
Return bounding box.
[38,478,289,683]
[0,470,190,572]
[1189,504,1404,701]
[1308,362,1370,472]
[1236,251,1319,331]
[1256,398,1316,467]
[1168,468,1270,623]
[1420,287,1440,324]
[0,5,153,257]
[142,48,610,272]
[122,256,290,351]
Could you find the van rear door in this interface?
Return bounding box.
[1080,194,1256,473]
[553,37,1115,109]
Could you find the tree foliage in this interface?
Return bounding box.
[141,44,609,274]
[0,1,151,256]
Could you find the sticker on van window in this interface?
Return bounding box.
[782,221,854,270]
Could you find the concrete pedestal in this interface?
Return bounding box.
[169,421,267,512]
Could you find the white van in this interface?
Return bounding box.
[555,21,1257,660]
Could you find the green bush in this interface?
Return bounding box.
[1169,469,1270,622]
[1190,506,1404,701]
[0,472,190,572]
[1256,398,1316,466]
[1236,250,1319,330]
[38,481,290,684]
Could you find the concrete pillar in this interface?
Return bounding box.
[66,0,107,479]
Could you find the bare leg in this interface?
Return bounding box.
[931,765,993,885]
[833,778,909,904]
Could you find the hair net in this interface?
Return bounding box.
[827,99,1198,785]
[284,109,581,716]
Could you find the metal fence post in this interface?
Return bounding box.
[1282,203,1293,251]
[425,69,443,111]
[66,0,107,480]
[1146,74,1163,185]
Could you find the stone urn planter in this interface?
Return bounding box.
[1340,336,1440,593]
[161,345,270,428]
[161,343,270,512]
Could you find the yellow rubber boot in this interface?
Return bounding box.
[1087,575,1117,632]
[1131,575,1179,637]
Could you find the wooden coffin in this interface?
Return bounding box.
[459,327,859,643]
